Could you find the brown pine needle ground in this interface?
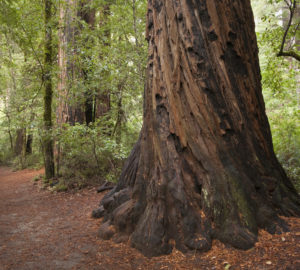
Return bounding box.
[0,167,299,270]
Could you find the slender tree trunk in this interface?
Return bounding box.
[114,96,123,145]
[56,0,70,176]
[85,88,94,125]
[294,5,300,108]
[14,129,25,156]
[57,0,85,127]
[93,0,300,257]
[56,0,77,175]
[43,0,55,179]
[95,4,111,119]
[14,128,27,168]
[3,99,14,151]
[78,0,96,125]
[26,134,33,155]
[7,117,14,151]
[26,113,34,155]
[57,0,69,127]
[95,92,110,118]
[112,81,126,144]
[4,32,20,155]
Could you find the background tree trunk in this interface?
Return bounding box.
[26,134,33,155]
[14,128,26,168]
[78,0,95,125]
[57,0,81,126]
[95,4,111,120]
[57,0,69,127]
[43,0,55,179]
[93,0,300,257]
[56,0,81,175]
[14,129,25,157]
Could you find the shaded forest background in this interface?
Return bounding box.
[0,0,299,191]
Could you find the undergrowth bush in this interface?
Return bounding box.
[269,109,300,192]
[10,153,44,170]
[253,1,300,192]
[0,148,14,166]
[57,123,132,189]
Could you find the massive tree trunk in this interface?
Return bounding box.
[93,0,300,257]
[43,0,55,179]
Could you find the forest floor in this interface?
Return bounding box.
[0,167,300,270]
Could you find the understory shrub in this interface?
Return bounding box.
[269,110,300,192]
[57,123,132,188]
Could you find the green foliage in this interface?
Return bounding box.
[0,149,14,166]
[0,0,46,170]
[252,0,300,190]
[57,123,133,187]
[50,0,146,187]
[53,181,68,192]
[0,0,298,192]
[23,153,44,169]
[0,0,145,186]
[32,174,41,182]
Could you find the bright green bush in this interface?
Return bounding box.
[253,0,300,191]
[56,123,134,188]
[268,106,300,191]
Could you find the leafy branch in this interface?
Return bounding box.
[277,0,300,61]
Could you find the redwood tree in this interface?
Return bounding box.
[93,0,300,257]
[57,0,84,127]
[43,0,55,179]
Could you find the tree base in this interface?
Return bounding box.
[92,0,300,257]
[92,141,300,258]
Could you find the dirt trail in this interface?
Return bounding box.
[0,167,104,270]
[0,167,300,270]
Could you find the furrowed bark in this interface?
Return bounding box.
[93,0,300,257]
[43,0,55,179]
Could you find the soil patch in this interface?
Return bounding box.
[0,167,299,269]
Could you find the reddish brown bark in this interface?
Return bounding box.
[44,0,55,179]
[57,0,85,126]
[14,129,26,156]
[57,1,110,126]
[93,0,300,257]
[77,0,94,125]
[56,0,88,174]
[95,4,111,120]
